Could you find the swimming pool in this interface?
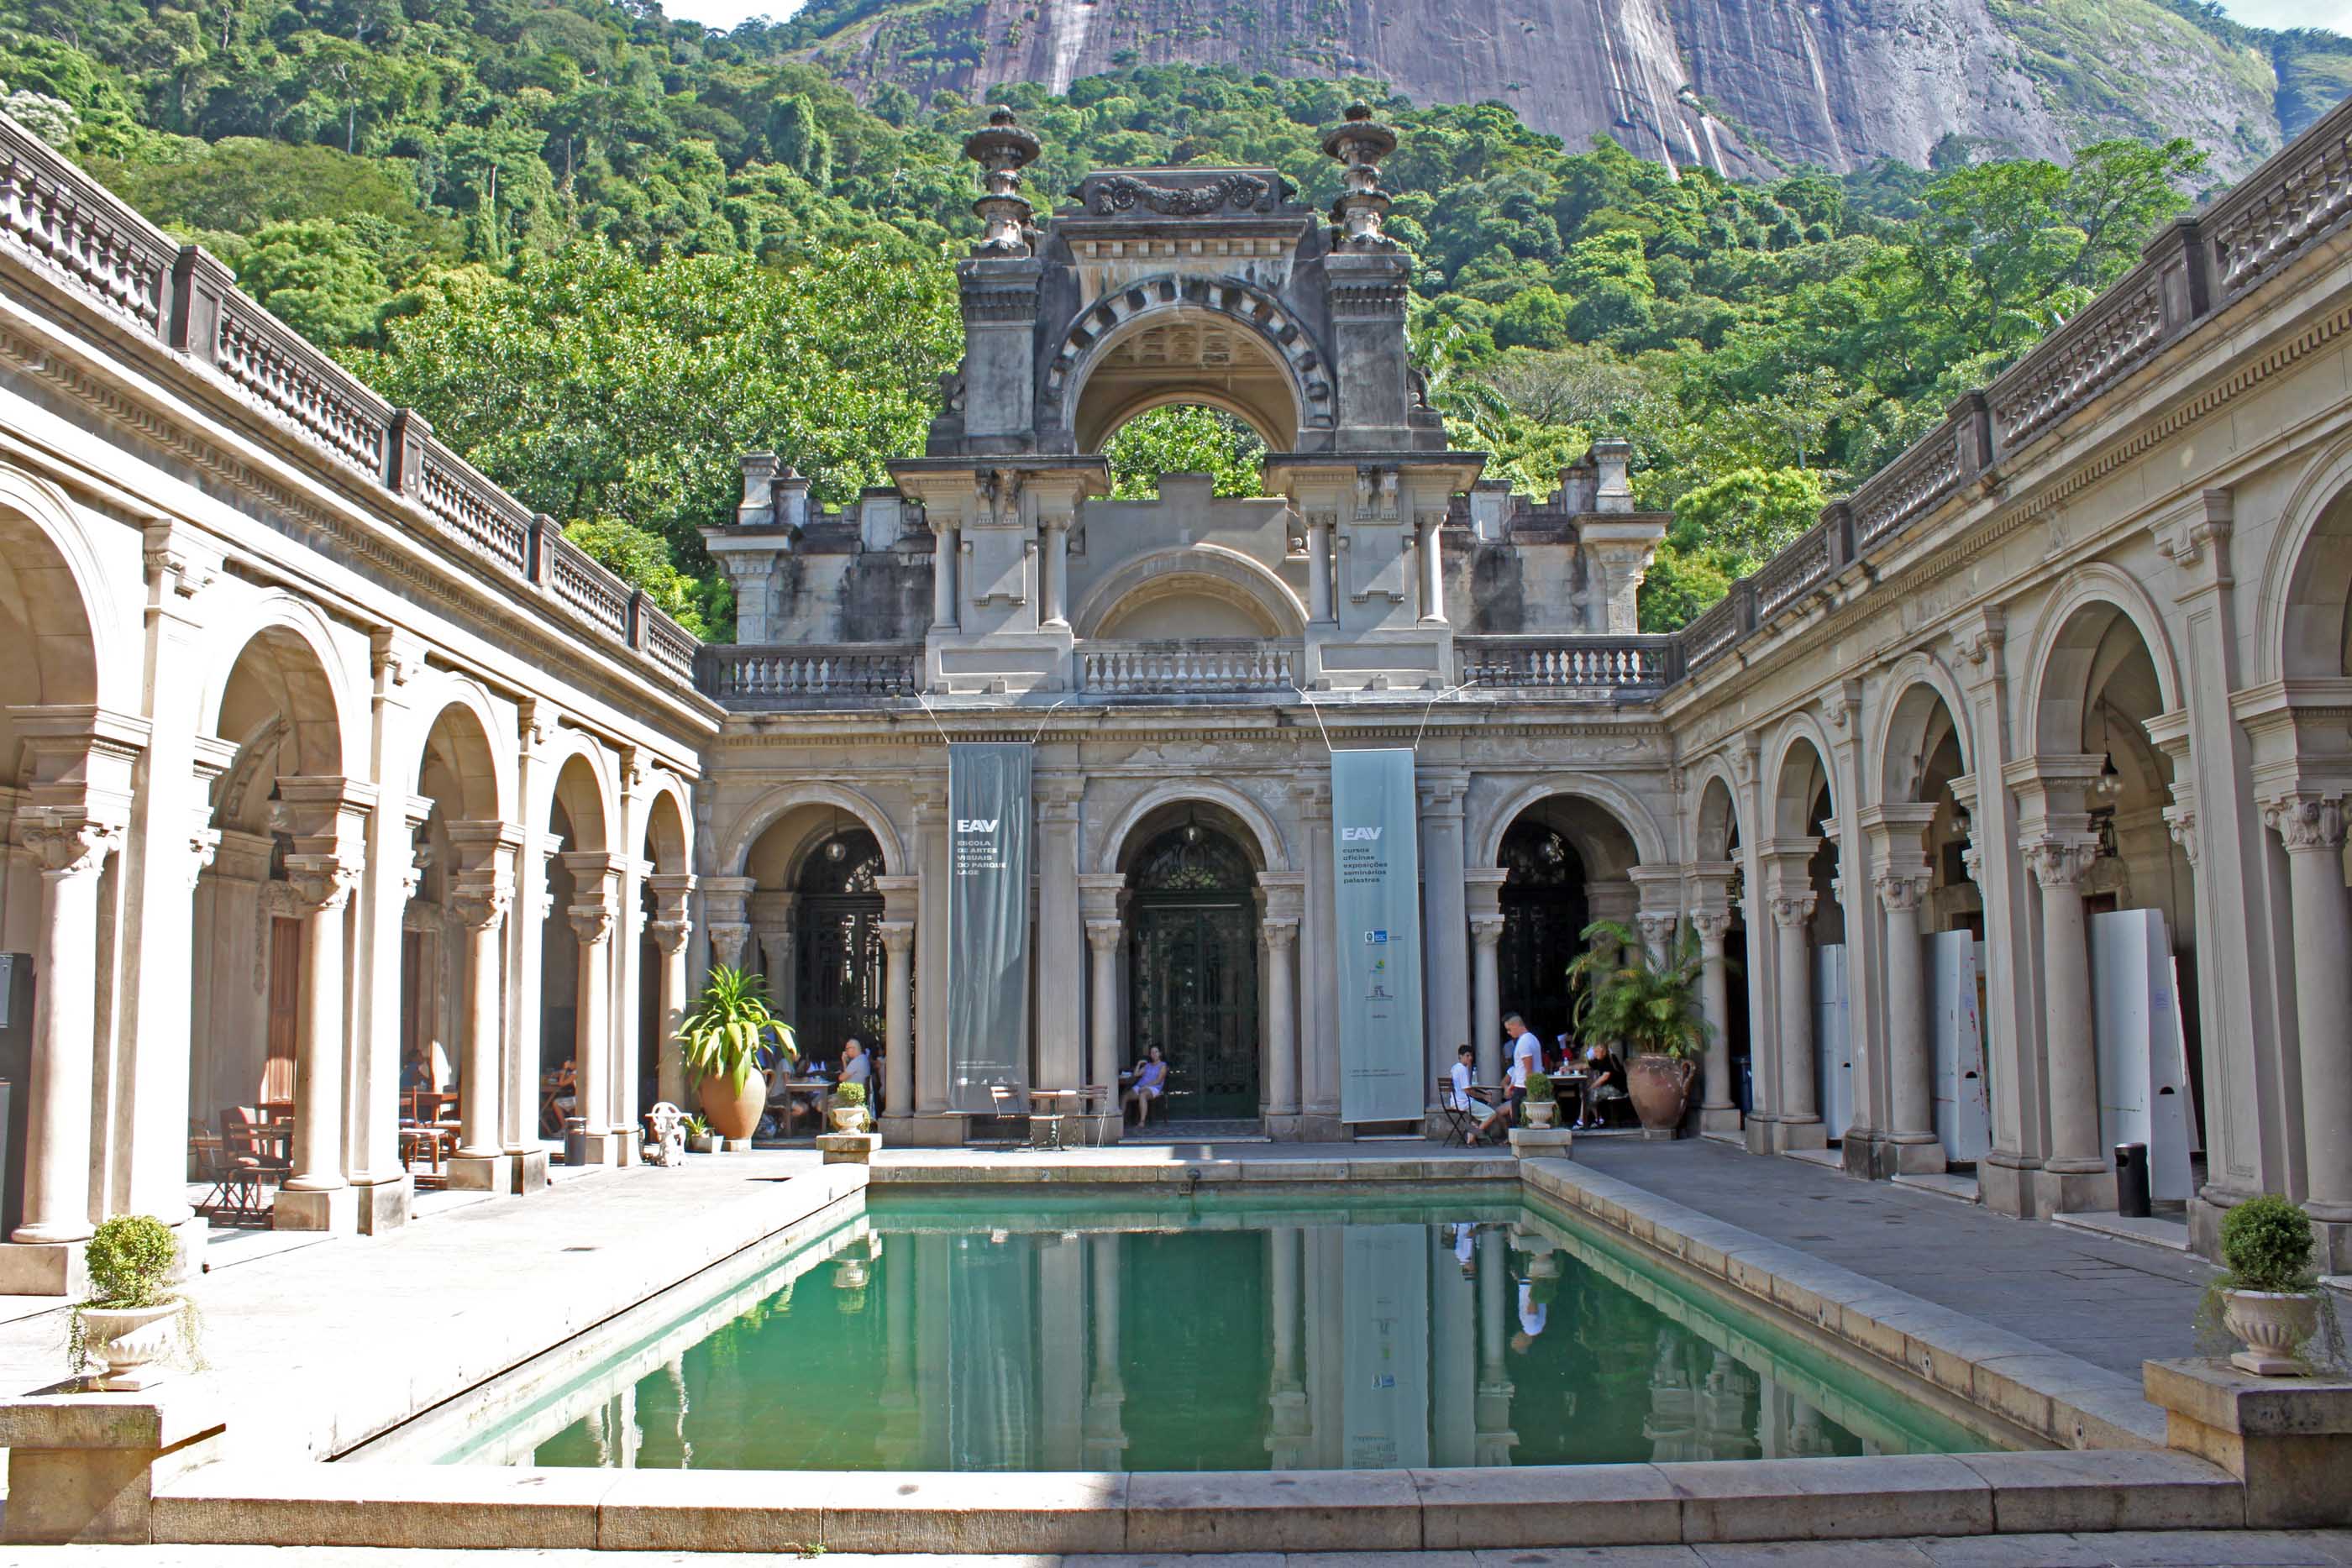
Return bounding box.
[440,1186,2008,1472]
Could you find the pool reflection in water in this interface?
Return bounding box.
[496,1194,1998,1472]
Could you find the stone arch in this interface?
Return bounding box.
[1765,717,1837,839]
[1478,774,1665,868]
[720,782,904,878]
[1047,279,1334,450]
[1692,764,1742,863]
[642,774,692,875]
[1097,779,1291,875]
[0,468,116,719]
[2019,566,2183,758]
[1874,653,1973,804]
[407,676,512,824]
[201,596,362,782]
[1070,543,1308,640]
[2259,438,2352,680]
[540,734,613,852]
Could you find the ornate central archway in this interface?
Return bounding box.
[1125,821,1262,1120]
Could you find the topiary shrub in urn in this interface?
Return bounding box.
[69,1215,201,1392]
[2199,1194,2346,1376]
[830,1080,870,1133]
[677,965,794,1142]
[1523,1072,1557,1129]
[1567,919,1709,1131]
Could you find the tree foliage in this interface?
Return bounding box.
[6,1,2209,632]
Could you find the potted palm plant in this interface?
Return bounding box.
[830,1080,871,1133]
[1567,919,1709,1132]
[2201,1194,2344,1375]
[681,1113,722,1154]
[677,966,794,1143]
[69,1215,200,1391]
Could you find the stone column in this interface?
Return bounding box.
[1630,865,1683,966]
[1417,514,1446,625]
[1295,783,1341,1130]
[569,885,621,1165]
[2024,835,2110,1207]
[1084,1231,1129,1471]
[1042,517,1070,627]
[1266,1225,1308,1468]
[1037,783,1084,1091]
[1691,910,1735,1130]
[276,849,363,1232]
[914,800,953,1120]
[9,815,120,1248]
[1474,1225,1515,1466]
[1767,881,1820,1141]
[1470,913,1505,1089]
[1420,774,1470,1105]
[701,874,753,976]
[1086,918,1123,1090]
[449,870,512,1189]
[1875,863,1939,1173]
[2265,794,2352,1223]
[648,873,696,1110]
[880,919,914,1119]
[931,521,959,631]
[1263,916,1299,1123]
[1306,516,1335,624]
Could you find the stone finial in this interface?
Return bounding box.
[738,453,779,526]
[1320,102,1399,251]
[963,107,1042,258]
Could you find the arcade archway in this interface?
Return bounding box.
[1124,818,1262,1121]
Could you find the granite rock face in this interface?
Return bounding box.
[799,0,2302,180]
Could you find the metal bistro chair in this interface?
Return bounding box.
[191,1119,262,1223]
[990,1083,1063,1151]
[1435,1077,1477,1146]
[1074,1085,1116,1148]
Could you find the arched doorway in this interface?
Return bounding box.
[795,827,886,1066]
[1126,821,1261,1120]
[1499,818,1588,1054]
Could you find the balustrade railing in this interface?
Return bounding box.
[699,645,922,701]
[1457,636,1672,692]
[1079,639,1300,695]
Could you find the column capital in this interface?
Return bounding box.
[1635,910,1677,950]
[1084,917,1123,953]
[707,920,750,968]
[1767,890,1816,931]
[1263,915,1299,951]
[286,852,364,913]
[23,812,123,877]
[2264,791,2348,854]
[570,899,617,947]
[2021,836,2102,892]
[1469,912,1505,948]
[879,918,916,956]
[648,917,692,955]
[1872,865,1933,913]
[1688,909,1734,946]
[451,874,513,931]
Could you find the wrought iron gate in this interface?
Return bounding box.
[1126,825,1259,1120]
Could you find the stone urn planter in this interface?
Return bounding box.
[76,1302,184,1392]
[696,1074,764,1141]
[2223,1290,2321,1376]
[1628,1054,1697,1131]
[829,1104,870,1134]
[1525,1099,1557,1130]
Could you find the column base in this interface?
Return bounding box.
[1699,1104,1743,1135]
[1888,1134,1948,1175]
[0,1237,87,1298]
[1293,1113,1346,1141]
[2313,1217,2352,1275]
[1773,1117,1828,1153]
[272,1183,357,1233]
[508,1150,550,1195]
[884,1114,963,1147]
[1744,1115,1777,1156]
[447,1155,509,1193]
[2040,1164,2118,1216]
[1981,1155,2042,1219]
[351,1177,411,1235]
[1840,1134,1881,1178]
[573,1130,631,1167]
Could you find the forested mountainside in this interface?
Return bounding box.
[783,0,2352,183]
[0,3,2227,635]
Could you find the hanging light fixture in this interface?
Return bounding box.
[826,804,848,862]
[1181,806,1201,847]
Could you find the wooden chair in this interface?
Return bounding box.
[190,1119,263,1222]
[220,1106,291,1181]
[1435,1077,1478,1146]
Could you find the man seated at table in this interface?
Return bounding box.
[1446,1044,1488,1119]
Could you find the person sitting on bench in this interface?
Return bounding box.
[1123,1044,1168,1125]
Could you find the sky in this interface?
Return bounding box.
[656,0,2352,31]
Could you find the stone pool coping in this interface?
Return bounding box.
[144,1449,2250,1553]
[8,1148,2234,1549]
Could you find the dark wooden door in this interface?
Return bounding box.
[1128,899,1259,1119]
[1498,820,1588,1055]
[265,915,302,1104]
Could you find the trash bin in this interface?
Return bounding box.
[564,1116,588,1168]
[2115,1141,2151,1218]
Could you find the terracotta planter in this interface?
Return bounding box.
[697,1074,764,1141]
[77,1301,184,1391]
[1525,1099,1557,1129]
[1628,1054,1697,1131]
[2222,1289,2320,1375]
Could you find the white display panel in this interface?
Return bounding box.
[2089,908,2196,1202]
[1813,944,1852,1141]
[1925,932,1992,1163]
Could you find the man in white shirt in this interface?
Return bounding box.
[1512,1276,1548,1352]
[1448,1044,1478,1109]
[1477,1014,1540,1142]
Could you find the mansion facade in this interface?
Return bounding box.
[3,91,2351,1293]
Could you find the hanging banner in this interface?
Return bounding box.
[948,741,1032,1111]
[1331,747,1425,1122]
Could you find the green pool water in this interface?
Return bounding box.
[457,1188,2004,1472]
